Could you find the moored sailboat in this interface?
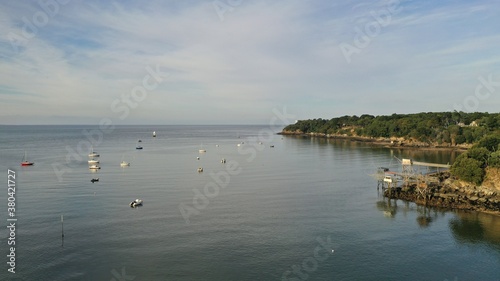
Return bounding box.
[21,151,34,166]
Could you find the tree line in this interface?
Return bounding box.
[283,112,500,145]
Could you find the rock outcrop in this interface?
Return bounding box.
[384,172,500,215]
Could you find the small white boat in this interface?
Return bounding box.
[120,161,130,167]
[197,167,204,172]
[199,143,206,153]
[221,158,226,163]
[88,159,99,165]
[153,131,156,137]
[89,165,101,170]
[130,199,143,207]
[88,147,99,158]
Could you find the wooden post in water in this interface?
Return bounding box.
[61,215,64,246]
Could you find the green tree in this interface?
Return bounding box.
[467,147,490,167]
[451,153,485,185]
[474,134,500,152]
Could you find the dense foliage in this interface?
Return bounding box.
[450,133,500,184]
[283,112,500,145]
[283,112,500,185]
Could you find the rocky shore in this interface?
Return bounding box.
[384,172,500,215]
[279,130,470,151]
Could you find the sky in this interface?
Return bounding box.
[1,0,499,125]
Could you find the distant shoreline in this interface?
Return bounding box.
[278,131,470,152]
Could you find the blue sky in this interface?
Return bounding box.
[1,0,499,125]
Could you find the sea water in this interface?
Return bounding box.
[0,125,499,280]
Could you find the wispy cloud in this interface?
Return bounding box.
[0,0,499,124]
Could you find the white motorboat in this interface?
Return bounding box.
[120,161,130,167]
[130,199,143,207]
[88,159,99,165]
[89,165,101,170]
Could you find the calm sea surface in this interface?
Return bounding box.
[0,125,499,281]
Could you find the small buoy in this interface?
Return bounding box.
[197,157,200,160]
[331,250,335,253]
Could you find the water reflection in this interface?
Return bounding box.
[449,211,500,247]
[288,136,463,164]
[375,197,500,247]
[376,197,399,218]
[375,196,444,228]
[415,205,437,228]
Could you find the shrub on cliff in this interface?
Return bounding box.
[467,147,490,167]
[489,151,500,168]
[451,153,485,185]
[472,133,500,152]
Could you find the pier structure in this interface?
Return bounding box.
[375,158,451,195]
